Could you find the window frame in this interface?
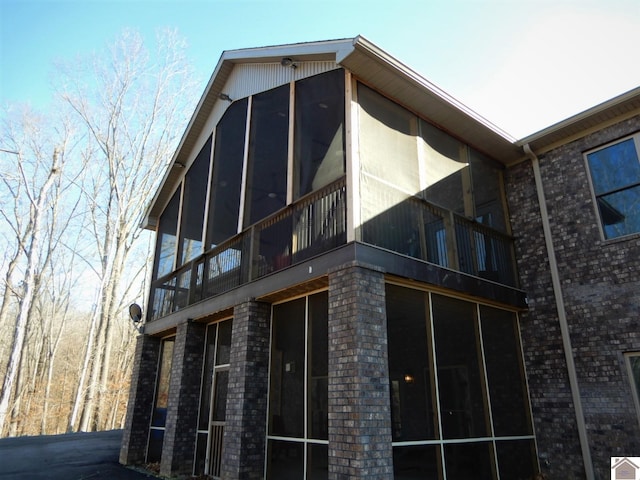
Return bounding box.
[385,281,538,479]
[584,133,640,241]
[624,352,640,429]
[265,290,329,479]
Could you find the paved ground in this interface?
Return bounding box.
[0,430,159,480]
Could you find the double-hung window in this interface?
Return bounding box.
[585,134,640,239]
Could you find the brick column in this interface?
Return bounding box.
[221,300,271,480]
[120,334,161,465]
[328,262,394,479]
[160,320,206,477]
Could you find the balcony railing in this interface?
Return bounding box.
[360,193,517,287]
[149,178,347,321]
[149,178,517,322]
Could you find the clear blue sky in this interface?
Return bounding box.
[2,0,639,138]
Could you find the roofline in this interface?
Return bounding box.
[518,85,640,154]
[349,36,517,143]
[144,36,640,229]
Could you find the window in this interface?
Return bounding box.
[625,352,640,426]
[207,99,248,248]
[179,136,211,265]
[153,190,180,279]
[147,337,175,463]
[267,292,328,479]
[586,135,640,239]
[244,84,290,228]
[294,69,345,199]
[386,284,537,480]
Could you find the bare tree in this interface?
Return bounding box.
[58,28,198,432]
[0,107,74,433]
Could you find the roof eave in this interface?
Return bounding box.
[518,85,640,155]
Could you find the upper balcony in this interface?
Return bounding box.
[145,59,522,323]
[149,176,517,321]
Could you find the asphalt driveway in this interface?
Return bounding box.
[0,430,158,480]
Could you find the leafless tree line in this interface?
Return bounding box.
[0,28,198,437]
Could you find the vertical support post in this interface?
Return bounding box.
[327,262,394,479]
[120,334,161,465]
[160,320,206,477]
[221,299,271,480]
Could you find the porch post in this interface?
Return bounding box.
[221,299,271,480]
[327,261,394,479]
[160,320,206,477]
[120,334,161,465]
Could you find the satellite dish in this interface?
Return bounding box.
[129,303,142,324]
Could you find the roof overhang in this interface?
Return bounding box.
[518,85,640,156]
[151,36,625,228]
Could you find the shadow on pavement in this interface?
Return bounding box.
[0,430,159,480]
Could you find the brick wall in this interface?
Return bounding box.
[160,320,206,477]
[120,334,161,465]
[220,300,271,480]
[506,115,640,479]
[327,261,394,479]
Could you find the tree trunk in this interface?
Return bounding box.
[0,149,61,434]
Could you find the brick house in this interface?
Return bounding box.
[119,37,640,479]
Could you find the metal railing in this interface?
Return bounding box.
[149,177,517,322]
[149,178,347,321]
[360,194,517,287]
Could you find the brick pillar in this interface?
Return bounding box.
[328,262,394,479]
[221,300,271,480]
[120,334,161,465]
[160,320,206,477]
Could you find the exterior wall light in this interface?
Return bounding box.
[280,57,297,69]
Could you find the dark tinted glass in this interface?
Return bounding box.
[495,439,537,480]
[309,292,328,440]
[294,69,345,198]
[266,440,304,480]
[307,443,328,480]
[215,319,232,366]
[443,442,495,480]
[154,190,180,278]
[211,370,228,422]
[269,298,305,437]
[244,85,289,227]
[198,325,217,430]
[193,432,207,476]
[207,99,247,247]
[180,136,211,264]
[480,306,532,436]
[146,428,164,463]
[386,284,437,441]
[393,445,441,480]
[432,295,489,439]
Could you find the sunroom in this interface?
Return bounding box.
[144,37,523,324]
[128,36,537,480]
